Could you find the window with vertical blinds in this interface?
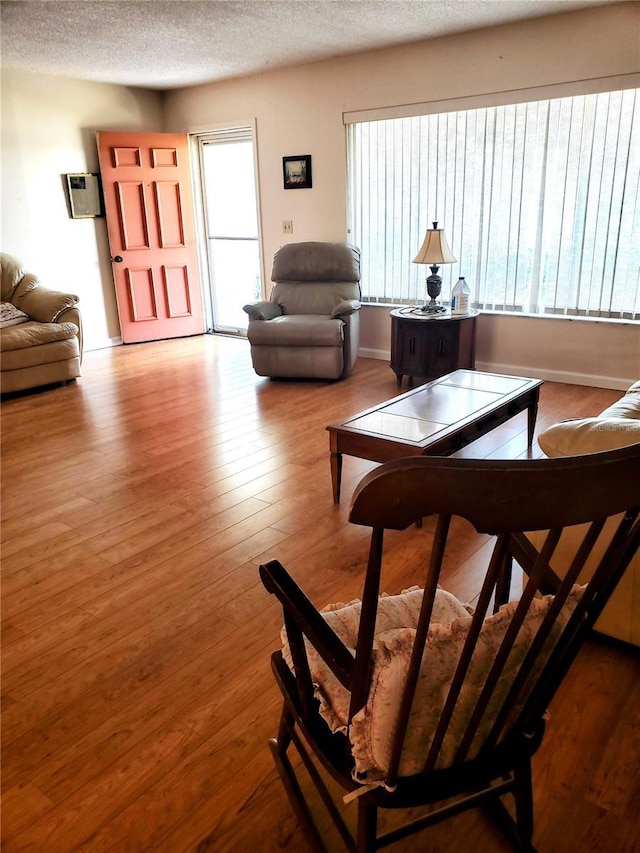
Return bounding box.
[347,88,639,320]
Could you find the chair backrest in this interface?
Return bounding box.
[270,241,361,315]
[288,446,640,789]
[348,446,640,785]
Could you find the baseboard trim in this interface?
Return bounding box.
[359,348,389,361]
[84,336,123,352]
[475,361,632,392]
[357,350,632,391]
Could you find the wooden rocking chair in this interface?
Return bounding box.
[260,444,640,852]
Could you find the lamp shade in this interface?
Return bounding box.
[412,222,456,265]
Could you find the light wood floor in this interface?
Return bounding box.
[2,335,638,852]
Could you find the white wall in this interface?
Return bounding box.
[164,2,640,389]
[1,69,163,349]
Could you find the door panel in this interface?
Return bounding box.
[98,131,205,344]
[155,183,185,247]
[163,266,192,316]
[118,183,149,249]
[152,147,178,167]
[128,268,157,321]
[113,146,141,167]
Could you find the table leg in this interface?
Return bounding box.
[329,431,343,503]
[527,390,540,448]
[330,451,343,503]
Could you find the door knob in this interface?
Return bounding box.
[112,255,123,263]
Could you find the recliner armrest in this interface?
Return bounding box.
[243,300,283,321]
[331,299,361,319]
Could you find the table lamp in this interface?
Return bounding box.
[412,221,456,313]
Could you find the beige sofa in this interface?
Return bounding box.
[1,253,82,394]
[535,381,640,646]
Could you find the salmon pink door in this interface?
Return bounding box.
[97,131,205,344]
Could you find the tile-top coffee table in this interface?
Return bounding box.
[327,369,543,502]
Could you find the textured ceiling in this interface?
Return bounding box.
[1,0,616,91]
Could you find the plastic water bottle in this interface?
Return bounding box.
[451,277,471,315]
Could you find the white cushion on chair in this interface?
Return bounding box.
[322,588,471,732]
[349,587,584,779]
[282,587,470,741]
[283,585,584,781]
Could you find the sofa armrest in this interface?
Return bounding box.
[243,300,283,321]
[14,286,80,325]
[57,306,83,361]
[538,417,640,458]
[331,299,361,319]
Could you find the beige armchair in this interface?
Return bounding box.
[243,241,361,380]
[1,252,82,394]
[533,380,640,647]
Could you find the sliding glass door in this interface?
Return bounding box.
[198,128,261,333]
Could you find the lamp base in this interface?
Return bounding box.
[420,302,447,314]
[423,266,445,314]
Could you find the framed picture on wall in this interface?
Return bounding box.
[283,155,312,189]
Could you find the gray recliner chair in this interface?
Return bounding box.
[243,242,361,380]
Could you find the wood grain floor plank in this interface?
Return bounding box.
[3,521,291,707]
[0,782,55,838]
[0,496,100,542]
[29,600,281,802]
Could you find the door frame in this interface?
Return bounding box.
[189,119,265,335]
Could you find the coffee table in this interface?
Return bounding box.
[327,369,543,502]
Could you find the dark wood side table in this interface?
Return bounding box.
[390,308,478,387]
